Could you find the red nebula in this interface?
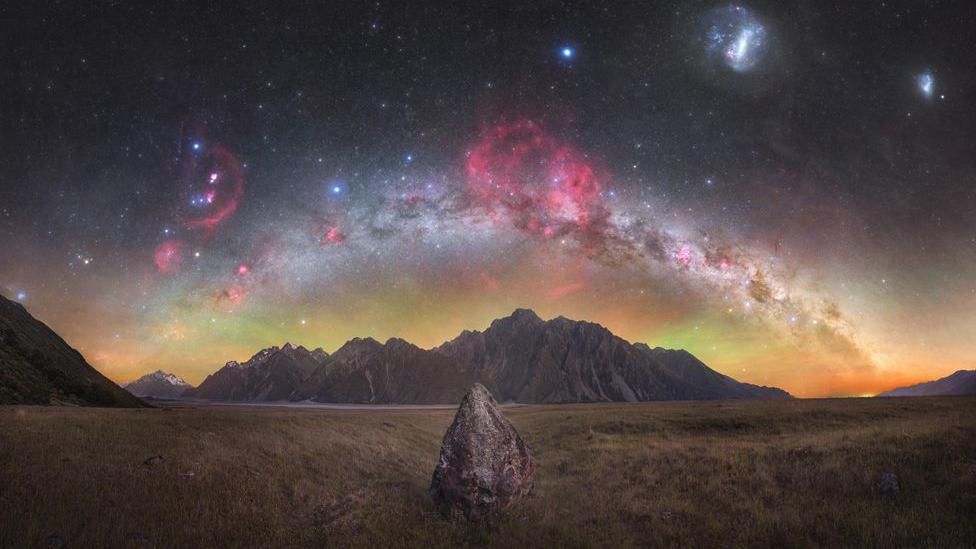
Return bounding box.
[154,239,186,274]
[673,244,694,267]
[224,285,246,304]
[703,247,735,272]
[465,119,608,238]
[320,225,346,246]
[548,281,585,298]
[213,284,246,306]
[180,145,244,233]
[401,193,422,207]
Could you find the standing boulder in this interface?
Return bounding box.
[430,383,534,521]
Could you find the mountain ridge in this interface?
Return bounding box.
[183,342,326,401]
[187,309,791,404]
[878,370,976,397]
[0,293,145,407]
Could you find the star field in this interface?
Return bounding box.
[1,1,975,397]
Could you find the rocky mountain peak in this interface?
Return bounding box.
[310,347,329,362]
[142,370,189,386]
[245,346,279,365]
[123,369,192,398]
[509,308,541,322]
[384,337,416,350]
[333,337,383,358]
[487,308,544,333]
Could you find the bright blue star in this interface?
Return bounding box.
[191,142,202,151]
[331,183,343,195]
[560,46,575,60]
[16,291,26,301]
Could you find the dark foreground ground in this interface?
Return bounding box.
[1,397,974,548]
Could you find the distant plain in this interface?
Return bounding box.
[1,397,974,548]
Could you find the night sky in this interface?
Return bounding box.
[2,1,974,397]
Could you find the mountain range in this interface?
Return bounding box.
[183,343,323,401]
[123,370,194,398]
[0,293,144,407]
[187,309,791,403]
[879,370,976,397]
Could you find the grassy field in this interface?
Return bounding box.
[1,397,974,548]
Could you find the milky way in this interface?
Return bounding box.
[2,2,974,397]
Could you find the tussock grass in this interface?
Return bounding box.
[0,397,974,547]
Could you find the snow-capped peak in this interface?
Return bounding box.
[246,347,277,364]
[153,371,188,386]
[128,370,190,387]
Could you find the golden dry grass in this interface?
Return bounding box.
[1,397,974,548]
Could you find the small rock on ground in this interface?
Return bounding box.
[879,471,899,496]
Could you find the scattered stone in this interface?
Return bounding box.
[556,460,570,474]
[45,534,65,549]
[126,532,149,545]
[143,455,164,467]
[430,383,534,521]
[879,472,899,496]
[660,510,675,521]
[178,471,195,479]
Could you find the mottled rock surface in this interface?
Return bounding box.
[879,471,900,496]
[430,384,533,521]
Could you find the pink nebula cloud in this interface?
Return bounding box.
[153,239,186,274]
[465,119,608,239]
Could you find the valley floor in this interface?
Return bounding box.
[1,397,974,548]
